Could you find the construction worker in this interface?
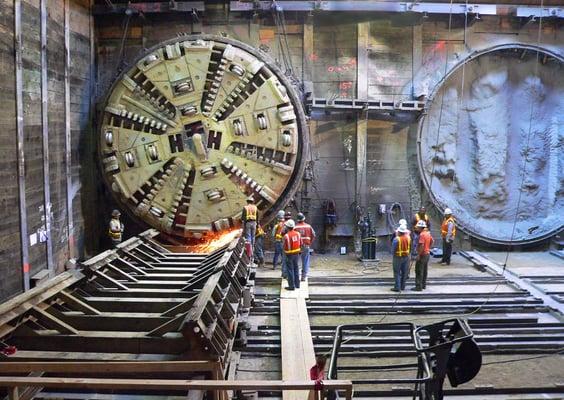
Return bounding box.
[412,207,431,230]
[440,208,456,265]
[272,210,286,274]
[396,219,410,236]
[295,213,316,281]
[411,207,430,258]
[255,224,265,268]
[413,220,433,291]
[282,219,301,291]
[241,196,258,255]
[391,225,411,292]
[108,209,124,247]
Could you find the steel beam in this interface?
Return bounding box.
[41,0,55,278]
[230,1,497,15]
[64,0,74,257]
[92,2,205,15]
[463,251,564,316]
[14,0,30,291]
[308,97,425,112]
[516,6,563,18]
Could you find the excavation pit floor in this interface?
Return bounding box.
[235,250,564,398]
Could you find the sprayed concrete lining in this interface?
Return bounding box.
[418,45,563,244]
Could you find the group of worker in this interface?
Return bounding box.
[242,197,316,291]
[391,206,456,292]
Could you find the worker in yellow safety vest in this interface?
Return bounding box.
[391,225,411,292]
[255,224,265,268]
[108,209,124,247]
[439,208,456,265]
[241,196,258,256]
[272,210,287,276]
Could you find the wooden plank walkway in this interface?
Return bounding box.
[280,279,309,299]
[280,279,315,400]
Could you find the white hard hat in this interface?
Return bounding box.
[285,219,295,229]
[416,220,427,228]
[444,208,453,215]
[397,225,409,233]
[277,210,285,220]
[399,219,407,226]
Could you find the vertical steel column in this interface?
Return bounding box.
[302,14,314,85]
[354,22,369,253]
[355,22,369,208]
[14,0,30,291]
[64,0,74,257]
[41,0,54,277]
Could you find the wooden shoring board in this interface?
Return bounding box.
[280,279,309,299]
[280,297,316,400]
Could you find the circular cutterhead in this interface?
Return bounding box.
[99,35,309,238]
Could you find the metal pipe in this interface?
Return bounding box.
[14,0,31,291]
[41,0,55,277]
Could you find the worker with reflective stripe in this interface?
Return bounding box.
[241,196,258,256]
[295,213,316,281]
[254,224,265,268]
[108,209,124,247]
[411,207,430,258]
[413,220,433,291]
[439,208,456,265]
[272,210,287,275]
[391,225,411,292]
[283,219,301,291]
[412,207,431,230]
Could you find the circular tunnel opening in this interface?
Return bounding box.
[418,45,563,244]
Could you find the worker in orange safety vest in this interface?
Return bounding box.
[283,219,301,291]
[439,208,456,265]
[295,213,316,281]
[391,225,411,292]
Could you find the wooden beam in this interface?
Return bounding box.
[8,387,18,400]
[121,251,156,269]
[58,290,101,315]
[147,313,187,337]
[104,263,139,282]
[0,377,353,399]
[280,298,316,400]
[280,279,309,299]
[29,307,79,335]
[0,361,219,374]
[16,371,43,400]
[161,295,198,317]
[92,270,129,290]
[113,257,148,276]
[10,333,188,355]
[0,272,82,327]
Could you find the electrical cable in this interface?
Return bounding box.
[481,348,564,366]
[115,10,132,72]
[331,2,549,358]
[439,0,546,319]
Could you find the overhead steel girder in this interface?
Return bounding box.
[231,1,564,18]
[232,1,495,15]
[92,2,205,15]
